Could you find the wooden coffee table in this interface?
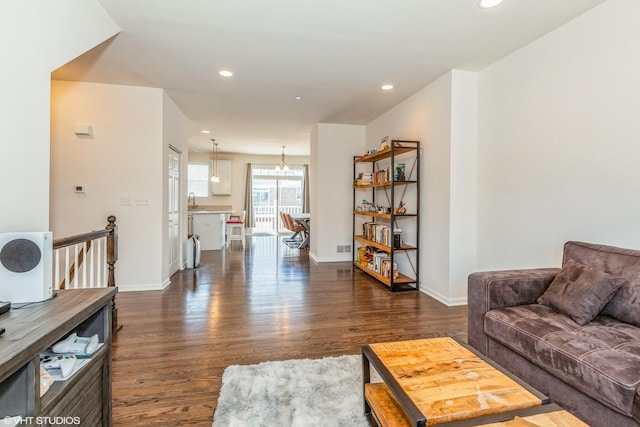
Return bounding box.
[362,337,551,426]
[476,406,588,426]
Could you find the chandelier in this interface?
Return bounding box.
[275,145,289,171]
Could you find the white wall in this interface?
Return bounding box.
[50,81,181,291]
[0,0,118,232]
[311,123,365,262]
[477,0,640,270]
[449,71,478,303]
[162,93,190,281]
[366,71,477,305]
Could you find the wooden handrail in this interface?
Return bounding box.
[53,229,111,249]
[53,216,120,333]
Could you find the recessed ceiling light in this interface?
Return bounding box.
[381,84,394,91]
[295,96,302,100]
[219,70,233,77]
[201,130,210,134]
[478,0,504,8]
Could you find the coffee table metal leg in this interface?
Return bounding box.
[362,349,372,416]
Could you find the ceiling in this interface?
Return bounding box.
[52,0,605,156]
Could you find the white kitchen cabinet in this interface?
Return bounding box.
[192,212,227,250]
[212,160,232,195]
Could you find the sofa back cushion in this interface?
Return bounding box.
[537,259,627,325]
[563,241,640,327]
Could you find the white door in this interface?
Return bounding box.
[168,147,181,275]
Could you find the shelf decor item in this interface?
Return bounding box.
[393,229,402,249]
[394,202,406,216]
[394,163,406,182]
[352,139,420,292]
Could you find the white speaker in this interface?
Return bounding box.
[0,232,53,303]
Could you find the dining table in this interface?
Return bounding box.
[290,212,310,249]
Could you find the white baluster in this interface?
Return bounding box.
[82,242,87,288]
[64,247,70,289]
[89,240,95,288]
[102,238,107,286]
[55,250,60,290]
[97,239,103,287]
[73,244,80,289]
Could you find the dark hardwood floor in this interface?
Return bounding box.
[111,235,468,426]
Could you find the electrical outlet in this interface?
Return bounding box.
[120,196,131,206]
[337,245,344,253]
[344,245,351,252]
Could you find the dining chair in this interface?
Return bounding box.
[226,210,246,248]
[282,212,305,247]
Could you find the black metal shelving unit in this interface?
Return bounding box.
[352,140,420,292]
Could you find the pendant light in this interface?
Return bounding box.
[210,139,220,183]
[275,145,289,171]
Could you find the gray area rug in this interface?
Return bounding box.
[212,355,372,427]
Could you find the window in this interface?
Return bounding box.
[251,165,305,232]
[252,185,270,204]
[188,163,210,197]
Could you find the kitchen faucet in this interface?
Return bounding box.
[188,192,197,209]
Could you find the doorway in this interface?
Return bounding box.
[168,146,181,275]
[251,165,304,233]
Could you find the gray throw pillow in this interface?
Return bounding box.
[537,259,627,325]
[601,281,640,327]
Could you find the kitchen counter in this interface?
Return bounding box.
[188,206,235,250]
[189,205,235,214]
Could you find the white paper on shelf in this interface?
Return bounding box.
[42,358,89,382]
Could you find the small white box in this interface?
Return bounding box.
[74,124,93,136]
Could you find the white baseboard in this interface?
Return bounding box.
[118,279,171,292]
[420,287,467,306]
[308,252,352,263]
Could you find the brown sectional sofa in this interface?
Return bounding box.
[468,241,640,427]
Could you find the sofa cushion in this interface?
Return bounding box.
[564,241,640,327]
[603,283,640,328]
[485,304,640,417]
[537,259,627,325]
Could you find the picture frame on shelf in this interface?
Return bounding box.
[394,163,406,182]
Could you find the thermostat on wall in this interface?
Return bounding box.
[74,185,86,194]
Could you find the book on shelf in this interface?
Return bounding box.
[355,172,373,185]
[381,259,398,279]
[373,167,390,184]
[373,252,389,272]
[362,222,394,247]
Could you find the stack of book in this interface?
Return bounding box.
[381,259,399,279]
[373,167,390,184]
[355,172,373,185]
[362,222,392,246]
[367,251,398,279]
[371,251,386,272]
[356,245,399,279]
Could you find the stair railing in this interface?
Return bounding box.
[53,215,119,332]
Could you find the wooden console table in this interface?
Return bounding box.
[0,288,116,426]
[362,337,551,426]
